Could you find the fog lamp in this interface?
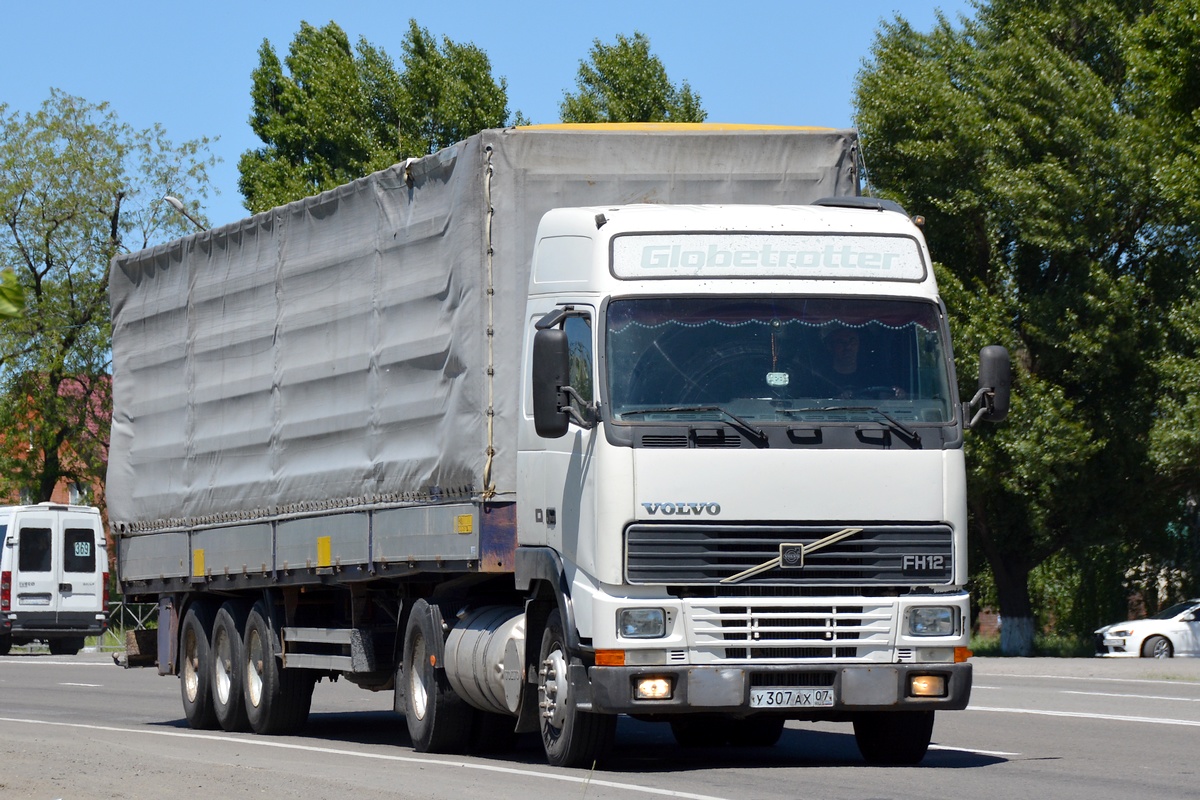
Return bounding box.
[910,674,947,697]
[635,677,673,700]
[619,608,666,639]
[907,606,956,636]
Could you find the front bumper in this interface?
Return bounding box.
[580,661,972,716]
[1094,633,1138,657]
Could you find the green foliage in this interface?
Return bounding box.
[0,91,215,505]
[856,1,1200,654]
[560,32,706,123]
[239,20,519,213]
[0,270,24,318]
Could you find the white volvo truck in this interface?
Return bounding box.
[109,124,1009,767]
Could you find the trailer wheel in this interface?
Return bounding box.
[180,602,218,729]
[243,600,314,735]
[212,601,251,731]
[537,608,615,767]
[402,599,473,753]
[852,710,935,765]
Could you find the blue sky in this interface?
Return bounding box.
[4,1,974,229]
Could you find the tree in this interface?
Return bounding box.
[239,20,519,213]
[855,1,1200,654]
[560,31,706,123]
[396,19,525,156]
[0,90,216,507]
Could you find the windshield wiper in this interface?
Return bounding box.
[620,405,768,444]
[783,405,921,443]
[822,406,921,443]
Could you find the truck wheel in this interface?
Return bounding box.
[212,601,251,731]
[1141,635,1173,659]
[180,602,219,729]
[243,601,314,734]
[852,710,935,765]
[48,637,84,656]
[402,599,473,753]
[0,634,11,656]
[537,608,616,767]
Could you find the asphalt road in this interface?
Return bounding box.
[0,653,1197,799]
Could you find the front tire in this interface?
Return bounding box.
[853,710,935,765]
[212,601,251,731]
[402,599,473,753]
[243,600,314,734]
[1142,635,1174,659]
[180,602,218,729]
[537,608,615,767]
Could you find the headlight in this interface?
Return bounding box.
[1109,628,1132,638]
[907,606,956,637]
[618,608,666,639]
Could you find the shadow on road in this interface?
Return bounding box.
[152,708,1006,772]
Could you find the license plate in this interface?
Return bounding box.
[749,687,835,708]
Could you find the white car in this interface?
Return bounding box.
[1094,599,1200,658]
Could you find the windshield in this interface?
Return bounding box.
[1150,600,1200,620]
[606,297,955,424]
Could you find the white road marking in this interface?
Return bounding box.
[59,682,102,688]
[978,672,1200,687]
[928,744,1020,757]
[969,705,1200,727]
[1063,690,1200,702]
[0,716,732,800]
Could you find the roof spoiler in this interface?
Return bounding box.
[813,196,908,216]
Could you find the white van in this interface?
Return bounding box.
[0,503,108,655]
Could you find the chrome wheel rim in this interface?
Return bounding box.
[246,628,265,707]
[409,635,429,720]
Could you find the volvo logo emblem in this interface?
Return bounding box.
[641,502,722,516]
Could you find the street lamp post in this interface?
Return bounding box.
[163,196,206,231]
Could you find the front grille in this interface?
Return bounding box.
[687,598,894,662]
[626,523,953,586]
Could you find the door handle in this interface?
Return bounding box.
[59,583,72,592]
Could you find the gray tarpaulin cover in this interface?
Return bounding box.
[108,125,857,531]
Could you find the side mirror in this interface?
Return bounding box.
[532,328,570,438]
[966,345,1011,427]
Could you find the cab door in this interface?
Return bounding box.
[523,303,599,573]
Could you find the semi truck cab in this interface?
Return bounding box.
[520,199,1009,764]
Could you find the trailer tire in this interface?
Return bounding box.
[852,710,935,765]
[212,601,252,732]
[537,608,615,767]
[402,599,473,753]
[180,602,219,730]
[243,601,314,735]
